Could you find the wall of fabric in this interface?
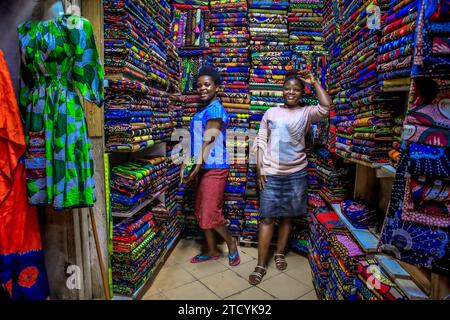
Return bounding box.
[379,0,450,276]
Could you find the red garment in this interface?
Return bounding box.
[195,169,229,229]
[0,49,48,300]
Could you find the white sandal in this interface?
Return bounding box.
[249,266,267,285]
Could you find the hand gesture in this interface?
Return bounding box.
[298,70,316,84]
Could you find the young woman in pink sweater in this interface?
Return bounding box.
[249,69,332,285]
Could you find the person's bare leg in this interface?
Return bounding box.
[274,217,292,270]
[257,218,275,267]
[204,229,220,256]
[249,218,274,285]
[214,225,237,256]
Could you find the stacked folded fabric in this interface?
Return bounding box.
[166,40,182,93]
[104,0,176,152]
[210,0,251,118]
[208,0,251,238]
[105,80,173,152]
[389,114,404,166]
[249,0,290,131]
[308,207,346,299]
[180,94,203,127]
[112,208,164,296]
[313,147,351,204]
[104,0,172,88]
[242,151,259,242]
[340,199,378,230]
[223,164,248,236]
[111,157,168,215]
[152,200,181,252]
[377,0,417,86]
[328,232,365,299]
[173,3,210,48]
[289,0,325,48]
[169,94,184,129]
[355,257,407,300]
[180,50,211,94]
[290,214,311,254]
[322,0,343,154]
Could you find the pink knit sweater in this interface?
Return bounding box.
[254,104,330,175]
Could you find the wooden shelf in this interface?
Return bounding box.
[112,188,166,218]
[377,164,396,178]
[325,201,380,253]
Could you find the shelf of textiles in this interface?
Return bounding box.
[307,205,428,300]
[249,0,291,132]
[332,2,398,167]
[377,0,417,92]
[112,199,181,298]
[110,156,169,218]
[104,0,178,153]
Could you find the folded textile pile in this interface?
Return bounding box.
[354,257,407,300]
[105,80,173,152]
[242,151,259,242]
[389,114,405,166]
[180,50,211,94]
[112,208,164,296]
[104,0,177,152]
[173,3,211,94]
[340,199,378,230]
[210,0,251,118]
[173,4,210,48]
[327,232,365,299]
[170,94,184,129]
[377,0,417,88]
[329,1,402,164]
[308,207,346,299]
[313,147,351,204]
[180,94,203,127]
[151,146,184,248]
[111,157,168,215]
[225,130,249,237]
[290,214,311,254]
[289,0,325,48]
[223,164,248,236]
[321,0,343,153]
[249,0,291,131]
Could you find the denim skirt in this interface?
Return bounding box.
[259,169,308,218]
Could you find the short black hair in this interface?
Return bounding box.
[198,65,221,86]
[284,70,305,91]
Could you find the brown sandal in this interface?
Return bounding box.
[274,253,287,271]
[248,266,267,285]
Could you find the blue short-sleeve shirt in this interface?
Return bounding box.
[190,99,230,169]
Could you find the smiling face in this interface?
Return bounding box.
[283,77,303,107]
[197,75,217,103]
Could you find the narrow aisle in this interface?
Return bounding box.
[142,239,318,300]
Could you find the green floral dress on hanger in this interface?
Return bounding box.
[18,15,104,210]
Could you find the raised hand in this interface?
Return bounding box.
[297,70,316,84]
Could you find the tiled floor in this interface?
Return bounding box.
[142,239,318,300]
